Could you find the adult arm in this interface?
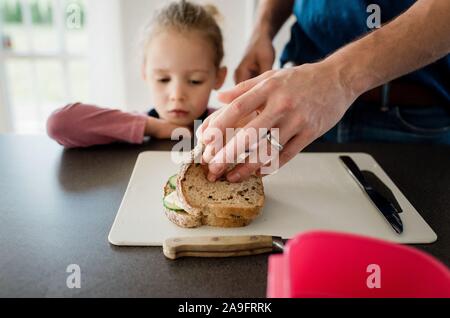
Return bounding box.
[199,0,450,182]
[234,0,294,83]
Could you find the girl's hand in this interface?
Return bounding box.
[145,117,191,139]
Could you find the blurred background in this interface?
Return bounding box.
[0,0,294,134]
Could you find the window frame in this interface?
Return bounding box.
[0,0,87,133]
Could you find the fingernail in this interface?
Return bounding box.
[207,173,216,182]
[227,172,241,183]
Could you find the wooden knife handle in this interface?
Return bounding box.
[163,235,274,260]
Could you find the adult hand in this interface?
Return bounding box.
[197,106,259,165]
[197,61,360,182]
[234,32,276,84]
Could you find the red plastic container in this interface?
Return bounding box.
[267,231,450,298]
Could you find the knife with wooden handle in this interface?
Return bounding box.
[163,235,285,260]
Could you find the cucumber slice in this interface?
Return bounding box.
[163,191,184,211]
[168,174,177,190]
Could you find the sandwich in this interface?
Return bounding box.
[162,160,265,228]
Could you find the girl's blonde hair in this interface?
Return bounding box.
[142,0,224,68]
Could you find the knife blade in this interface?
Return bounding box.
[339,155,403,234]
[163,235,285,259]
[361,170,403,214]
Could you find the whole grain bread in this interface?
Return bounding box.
[164,181,254,228]
[164,182,202,228]
[176,163,265,220]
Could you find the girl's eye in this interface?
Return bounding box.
[190,80,203,85]
[157,78,170,83]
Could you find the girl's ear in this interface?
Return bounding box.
[214,66,227,90]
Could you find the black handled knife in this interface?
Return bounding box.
[339,156,403,234]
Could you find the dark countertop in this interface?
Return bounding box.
[0,135,448,297]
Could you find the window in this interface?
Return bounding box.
[0,0,89,133]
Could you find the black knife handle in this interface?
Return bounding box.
[339,156,372,190]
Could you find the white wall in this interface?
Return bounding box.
[119,0,294,112]
[0,83,12,133]
[120,0,158,112]
[85,0,126,109]
[274,15,296,67]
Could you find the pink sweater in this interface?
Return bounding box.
[47,103,215,148]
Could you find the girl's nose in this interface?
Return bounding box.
[170,82,186,101]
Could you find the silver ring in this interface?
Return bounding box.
[266,131,284,151]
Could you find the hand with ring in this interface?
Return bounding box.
[196,60,362,183]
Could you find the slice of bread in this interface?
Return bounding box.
[163,182,202,228]
[164,181,254,228]
[176,163,265,220]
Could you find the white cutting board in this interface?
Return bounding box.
[108,152,436,246]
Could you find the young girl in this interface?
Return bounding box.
[47,0,228,148]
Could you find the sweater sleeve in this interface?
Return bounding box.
[46,103,148,148]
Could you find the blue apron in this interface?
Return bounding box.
[280,0,449,104]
